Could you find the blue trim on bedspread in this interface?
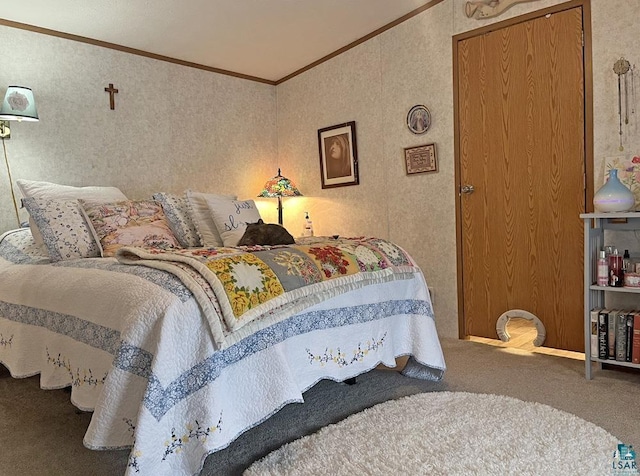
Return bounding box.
[52,260,193,302]
[113,343,153,378]
[0,301,120,355]
[0,229,50,265]
[113,299,433,421]
[0,228,193,301]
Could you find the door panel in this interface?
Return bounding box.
[458,7,585,351]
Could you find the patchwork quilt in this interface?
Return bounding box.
[116,236,420,347]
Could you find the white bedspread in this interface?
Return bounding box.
[0,229,445,476]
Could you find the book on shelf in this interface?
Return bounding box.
[625,312,634,362]
[608,310,617,360]
[598,309,609,360]
[595,309,640,364]
[590,308,601,357]
[633,313,640,364]
[616,311,629,361]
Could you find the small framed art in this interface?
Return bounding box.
[404,143,438,175]
[318,121,359,189]
[407,105,431,134]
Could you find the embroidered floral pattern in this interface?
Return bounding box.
[206,253,284,318]
[272,250,323,283]
[307,245,357,278]
[162,414,223,461]
[124,418,136,432]
[114,300,433,421]
[368,238,412,266]
[128,449,142,473]
[190,248,229,258]
[122,418,143,473]
[123,418,141,473]
[336,243,388,272]
[306,333,387,367]
[46,348,108,387]
[0,333,13,347]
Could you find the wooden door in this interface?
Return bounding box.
[456,6,587,351]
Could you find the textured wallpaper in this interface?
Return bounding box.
[276,1,457,336]
[0,25,278,232]
[0,0,637,339]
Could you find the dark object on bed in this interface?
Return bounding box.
[237,219,295,246]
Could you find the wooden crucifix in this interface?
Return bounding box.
[104,83,119,110]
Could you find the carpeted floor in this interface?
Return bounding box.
[245,391,619,475]
[1,338,639,475]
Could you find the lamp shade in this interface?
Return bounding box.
[0,86,39,122]
[258,169,302,198]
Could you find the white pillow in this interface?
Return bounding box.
[16,179,127,201]
[185,190,237,247]
[205,197,262,247]
[16,179,128,247]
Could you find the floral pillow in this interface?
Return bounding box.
[152,192,201,248]
[22,197,101,261]
[80,199,181,257]
[205,196,262,247]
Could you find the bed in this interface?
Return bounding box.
[0,182,445,476]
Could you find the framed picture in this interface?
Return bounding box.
[404,143,438,175]
[407,105,431,134]
[318,121,359,188]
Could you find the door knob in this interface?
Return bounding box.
[460,184,475,194]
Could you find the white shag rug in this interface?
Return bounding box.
[245,391,620,475]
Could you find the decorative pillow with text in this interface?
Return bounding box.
[185,190,237,247]
[205,197,262,247]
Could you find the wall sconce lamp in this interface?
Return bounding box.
[258,168,302,225]
[0,86,39,227]
[0,86,39,138]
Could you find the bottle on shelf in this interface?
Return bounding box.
[623,249,631,273]
[609,248,624,287]
[597,249,609,286]
[303,212,314,237]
